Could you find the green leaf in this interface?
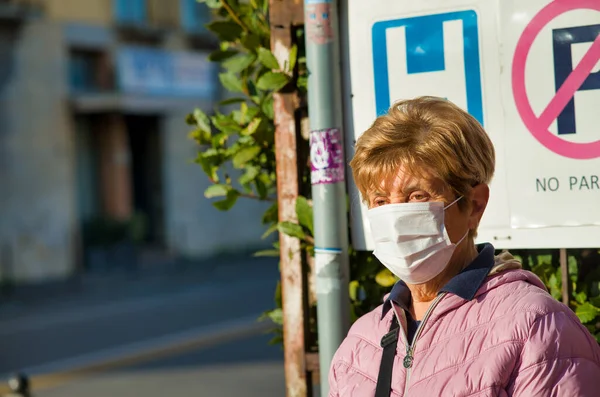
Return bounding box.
[241,118,262,136]
[219,97,247,106]
[575,291,588,305]
[219,72,244,93]
[535,254,552,266]
[575,302,600,324]
[255,177,267,199]
[568,255,578,282]
[211,113,242,133]
[266,308,283,325]
[277,221,305,240]
[349,280,359,301]
[211,132,228,147]
[188,128,211,145]
[232,146,261,168]
[256,173,272,199]
[239,165,259,185]
[274,280,282,308]
[253,248,280,257]
[204,184,230,198]
[257,47,280,70]
[256,72,290,91]
[206,21,244,42]
[297,75,308,90]
[190,108,211,132]
[262,202,278,224]
[212,189,240,211]
[295,196,313,235]
[375,268,397,287]
[548,272,562,301]
[222,53,257,73]
[208,49,238,62]
[261,96,274,120]
[241,33,262,51]
[261,223,278,240]
[195,153,219,182]
[198,0,222,9]
[532,262,553,280]
[288,44,298,71]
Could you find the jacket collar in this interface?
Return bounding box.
[381,243,496,319]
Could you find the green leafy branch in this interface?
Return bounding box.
[187,0,299,212]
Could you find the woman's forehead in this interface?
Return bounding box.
[375,166,445,194]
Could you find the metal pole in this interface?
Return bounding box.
[304,0,350,394]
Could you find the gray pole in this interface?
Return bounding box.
[303,0,350,394]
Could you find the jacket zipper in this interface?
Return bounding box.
[400,292,447,396]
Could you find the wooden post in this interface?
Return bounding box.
[270,1,310,396]
[560,248,570,306]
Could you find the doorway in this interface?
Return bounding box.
[126,115,165,247]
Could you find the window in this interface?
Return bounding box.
[180,0,210,33]
[114,0,147,25]
[69,50,101,93]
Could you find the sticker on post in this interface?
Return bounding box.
[305,1,334,45]
[314,249,342,294]
[310,128,345,185]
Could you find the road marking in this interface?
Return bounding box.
[0,314,273,393]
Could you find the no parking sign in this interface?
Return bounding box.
[512,0,600,160]
[342,0,600,250]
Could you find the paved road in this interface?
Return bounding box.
[0,256,290,396]
[36,333,287,397]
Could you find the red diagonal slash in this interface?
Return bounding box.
[537,32,600,129]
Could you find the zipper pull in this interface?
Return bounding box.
[403,351,413,368]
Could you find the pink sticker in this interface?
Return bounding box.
[512,0,600,159]
[310,128,345,185]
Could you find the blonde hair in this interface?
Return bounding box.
[350,96,495,210]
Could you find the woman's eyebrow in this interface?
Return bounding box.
[371,190,389,197]
[398,182,428,193]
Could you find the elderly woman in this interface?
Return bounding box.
[328,97,600,396]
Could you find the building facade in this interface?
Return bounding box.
[0,0,271,284]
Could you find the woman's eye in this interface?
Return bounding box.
[409,192,429,202]
[373,199,386,207]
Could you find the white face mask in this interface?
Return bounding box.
[367,196,468,285]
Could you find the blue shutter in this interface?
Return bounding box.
[181,0,209,32]
[114,0,146,24]
[113,0,129,22]
[133,0,147,24]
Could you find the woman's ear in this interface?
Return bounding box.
[469,184,489,230]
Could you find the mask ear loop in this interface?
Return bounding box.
[444,195,469,246]
[454,229,469,247]
[444,195,464,210]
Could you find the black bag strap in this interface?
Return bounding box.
[375,315,400,397]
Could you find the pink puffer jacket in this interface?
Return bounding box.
[329,260,600,396]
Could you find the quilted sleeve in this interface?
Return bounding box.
[509,311,600,396]
[328,359,340,397]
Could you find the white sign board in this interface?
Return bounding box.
[341,0,600,250]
